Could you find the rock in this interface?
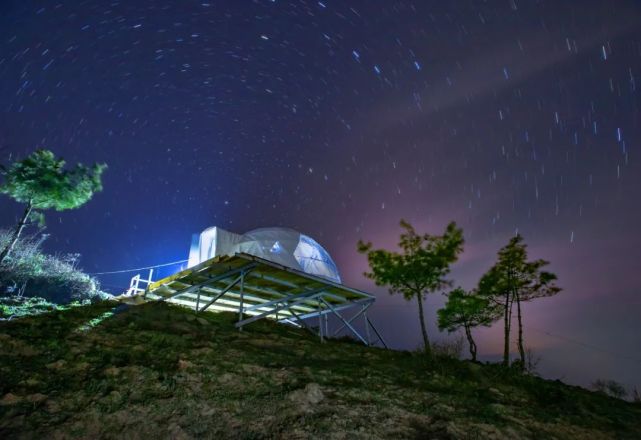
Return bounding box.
[288,383,325,410]
[218,373,236,385]
[26,393,47,404]
[167,422,191,440]
[45,400,61,414]
[46,359,66,370]
[0,393,23,406]
[0,393,22,406]
[196,317,210,326]
[104,366,121,376]
[488,387,505,399]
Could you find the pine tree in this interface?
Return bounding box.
[437,287,500,361]
[0,150,106,265]
[358,220,464,354]
[478,235,560,367]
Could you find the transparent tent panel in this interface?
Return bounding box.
[188,227,342,284]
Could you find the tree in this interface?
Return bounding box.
[437,287,500,361]
[358,220,464,355]
[0,150,106,265]
[478,235,560,367]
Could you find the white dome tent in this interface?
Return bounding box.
[188,227,342,284]
[127,226,386,348]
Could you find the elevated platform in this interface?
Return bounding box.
[125,252,386,347]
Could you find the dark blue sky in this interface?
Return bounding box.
[1,0,640,391]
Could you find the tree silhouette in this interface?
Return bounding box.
[0,150,106,265]
[478,235,560,367]
[437,287,500,361]
[358,220,464,354]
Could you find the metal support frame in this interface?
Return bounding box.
[331,302,372,337]
[198,274,243,313]
[320,298,368,346]
[364,309,371,345]
[318,300,323,342]
[138,253,388,350]
[235,290,325,328]
[287,307,318,335]
[159,262,257,303]
[237,272,245,329]
[366,316,388,349]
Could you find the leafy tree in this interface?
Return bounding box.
[358,220,464,354]
[437,287,500,361]
[478,235,560,367]
[0,150,106,265]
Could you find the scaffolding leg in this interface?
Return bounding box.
[366,316,388,349]
[321,298,368,346]
[332,302,372,337]
[324,313,329,338]
[238,272,245,331]
[318,300,324,342]
[364,309,371,345]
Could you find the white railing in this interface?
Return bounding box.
[125,269,154,296]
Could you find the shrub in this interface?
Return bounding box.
[0,230,109,303]
[592,378,628,400]
[431,335,464,359]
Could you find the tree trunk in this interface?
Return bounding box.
[0,202,33,266]
[464,323,477,362]
[516,291,525,368]
[416,292,431,355]
[503,291,511,366]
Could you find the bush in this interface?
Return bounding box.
[431,336,464,359]
[0,295,85,319]
[592,378,628,400]
[0,230,109,304]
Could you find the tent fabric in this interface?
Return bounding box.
[187,226,342,283]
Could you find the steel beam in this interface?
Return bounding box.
[320,298,368,346]
[199,275,243,313]
[161,263,257,302]
[366,316,388,349]
[331,302,372,337]
[235,292,324,328]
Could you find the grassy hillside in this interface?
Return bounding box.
[1,301,639,439]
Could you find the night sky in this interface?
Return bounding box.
[1,1,640,391]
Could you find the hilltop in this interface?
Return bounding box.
[1,301,639,439]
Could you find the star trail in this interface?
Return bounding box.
[1,0,640,390]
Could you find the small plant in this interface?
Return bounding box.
[0,230,107,303]
[592,379,628,399]
[632,387,641,403]
[524,347,541,375]
[431,336,464,359]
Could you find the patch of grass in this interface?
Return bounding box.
[0,301,640,439]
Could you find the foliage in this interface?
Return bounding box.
[477,235,561,367]
[592,379,628,400]
[0,149,106,264]
[430,335,464,359]
[358,220,464,353]
[0,149,106,211]
[0,296,85,320]
[438,287,500,361]
[0,230,108,303]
